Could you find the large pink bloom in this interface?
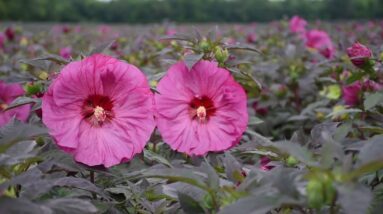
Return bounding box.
[289,16,307,35]
[42,54,155,167]
[305,30,335,59]
[0,81,30,127]
[155,60,248,155]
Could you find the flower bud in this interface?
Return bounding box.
[347,42,372,68]
[307,179,325,209]
[286,156,299,167]
[214,46,229,64]
[199,40,210,53]
[25,82,43,96]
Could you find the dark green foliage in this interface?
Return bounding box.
[0,0,382,23]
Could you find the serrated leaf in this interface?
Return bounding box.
[33,54,70,65]
[273,141,316,166]
[4,96,37,111]
[357,135,383,166]
[43,198,98,214]
[142,168,207,190]
[337,184,372,214]
[184,54,203,70]
[223,153,243,182]
[0,197,52,214]
[248,116,264,125]
[364,92,383,110]
[144,149,172,167]
[225,44,262,54]
[0,120,48,152]
[202,160,219,190]
[326,108,362,118]
[218,195,283,214]
[359,126,383,134]
[88,40,115,55]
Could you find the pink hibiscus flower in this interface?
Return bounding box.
[289,16,307,35]
[42,54,155,167]
[0,81,30,127]
[305,30,335,59]
[154,60,248,155]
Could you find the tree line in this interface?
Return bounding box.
[0,0,382,23]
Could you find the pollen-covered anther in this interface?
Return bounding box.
[94,106,107,122]
[196,106,207,121]
[0,103,8,110]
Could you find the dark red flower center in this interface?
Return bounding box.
[189,96,216,122]
[82,95,114,126]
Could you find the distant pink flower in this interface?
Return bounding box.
[155,60,248,155]
[223,37,236,45]
[342,81,362,106]
[364,80,383,91]
[0,33,4,49]
[260,156,274,171]
[246,32,257,43]
[166,28,177,36]
[0,81,30,127]
[42,54,155,167]
[289,16,307,35]
[59,47,72,59]
[4,27,15,41]
[347,42,372,68]
[98,25,111,36]
[305,30,335,59]
[62,25,71,34]
[342,80,383,106]
[252,101,268,116]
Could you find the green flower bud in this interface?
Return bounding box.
[307,179,324,209]
[214,46,229,64]
[199,40,211,52]
[286,156,299,167]
[25,82,43,95]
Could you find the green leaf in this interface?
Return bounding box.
[142,168,207,190]
[326,108,362,118]
[0,120,48,152]
[223,153,243,182]
[88,40,115,55]
[248,116,264,125]
[357,135,383,166]
[0,197,51,214]
[359,126,383,135]
[33,54,70,65]
[273,141,316,166]
[184,54,203,70]
[177,192,205,214]
[4,97,38,111]
[337,184,372,214]
[364,92,383,110]
[143,149,172,168]
[218,195,289,214]
[43,198,98,214]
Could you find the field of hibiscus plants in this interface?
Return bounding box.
[1,17,383,214]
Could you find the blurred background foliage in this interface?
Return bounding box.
[0,0,382,23]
